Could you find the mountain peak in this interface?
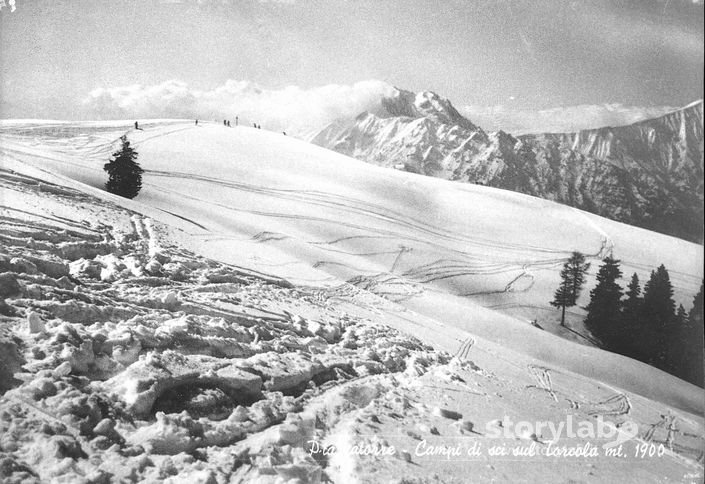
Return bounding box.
[373,87,481,131]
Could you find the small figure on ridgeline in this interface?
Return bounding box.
[253,122,257,128]
[282,131,286,136]
[134,121,139,130]
[195,119,198,126]
[224,120,227,126]
[235,116,238,126]
[227,120,231,127]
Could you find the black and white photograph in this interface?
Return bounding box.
[0,1,703,482]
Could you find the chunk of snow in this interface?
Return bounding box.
[431,406,462,420]
[27,312,45,334]
[53,361,73,378]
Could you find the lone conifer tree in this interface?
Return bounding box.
[620,273,643,358]
[622,273,642,321]
[689,281,704,329]
[641,265,676,368]
[668,282,705,386]
[643,265,676,329]
[104,135,143,199]
[683,282,704,386]
[551,251,590,326]
[584,257,623,350]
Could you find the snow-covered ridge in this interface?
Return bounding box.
[525,100,703,161]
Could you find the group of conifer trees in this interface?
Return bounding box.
[552,252,703,387]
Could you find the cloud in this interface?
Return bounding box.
[578,1,704,61]
[83,79,395,135]
[82,79,688,136]
[460,103,682,134]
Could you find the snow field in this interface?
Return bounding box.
[0,120,703,482]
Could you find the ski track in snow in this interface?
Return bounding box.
[569,206,615,260]
[527,365,559,402]
[144,168,570,259]
[453,336,475,361]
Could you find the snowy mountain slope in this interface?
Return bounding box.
[311,89,704,242]
[1,120,702,390]
[1,120,704,483]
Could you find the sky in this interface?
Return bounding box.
[1,0,703,134]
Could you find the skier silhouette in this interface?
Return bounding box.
[134,121,139,130]
[235,116,239,126]
[195,120,198,126]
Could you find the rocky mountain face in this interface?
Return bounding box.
[310,90,503,177]
[311,90,704,243]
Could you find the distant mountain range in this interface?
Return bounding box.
[311,90,704,243]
